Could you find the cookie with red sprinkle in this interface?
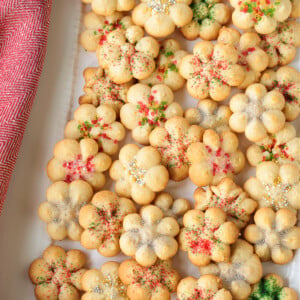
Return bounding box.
[81,261,128,299]
[47,138,112,191]
[149,116,204,181]
[82,0,135,16]
[118,259,180,300]
[78,67,132,114]
[140,39,188,91]
[97,28,160,84]
[120,83,183,145]
[29,245,87,300]
[244,207,300,264]
[65,104,126,155]
[218,27,269,89]
[132,0,193,38]
[260,66,300,121]
[230,0,291,34]
[260,20,300,68]
[179,41,245,101]
[177,274,232,300]
[38,180,93,241]
[109,144,169,205]
[185,99,232,133]
[179,207,240,266]
[229,83,286,142]
[187,129,245,187]
[194,178,257,229]
[79,190,136,257]
[247,123,300,167]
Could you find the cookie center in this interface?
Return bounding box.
[245,96,264,119]
[206,146,233,176]
[265,230,280,247]
[127,158,147,185]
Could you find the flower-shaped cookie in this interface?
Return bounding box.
[245,208,300,264]
[120,83,183,145]
[181,0,231,41]
[185,99,232,133]
[29,245,86,300]
[229,83,286,142]
[109,144,169,205]
[80,12,139,51]
[194,178,257,229]
[119,259,180,300]
[132,0,193,38]
[120,205,180,266]
[79,190,135,257]
[179,41,245,101]
[82,0,135,16]
[140,39,188,91]
[65,104,126,155]
[244,162,300,211]
[179,208,240,266]
[199,239,263,300]
[260,20,300,68]
[149,116,204,181]
[177,274,232,300]
[97,30,160,84]
[218,27,269,89]
[81,261,128,300]
[230,0,291,34]
[187,129,245,187]
[38,180,93,241]
[250,273,298,300]
[154,192,191,226]
[247,123,300,167]
[260,66,300,121]
[47,139,112,191]
[79,67,132,114]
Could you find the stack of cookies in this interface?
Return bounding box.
[29,0,300,299]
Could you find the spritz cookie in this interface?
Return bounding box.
[260,66,300,121]
[179,41,245,101]
[82,0,135,16]
[247,123,300,167]
[81,261,128,300]
[187,129,245,187]
[132,0,193,38]
[218,27,269,89]
[118,259,180,300]
[149,116,204,181]
[230,0,291,34]
[260,20,300,68]
[109,144,169,205]
[79,190,136,257]
[65,104,125,155]
[244,207,300,264]
[120,205,180,266]
[181,0,231,41]
[194,178,257,229]
[80,12,137,52]
[199,239,263,300]
[78,67,132,114]
[29,245,86,300]
[97,29,159,84]
[47,139,112,191]
[154,192,191,226]
[120,83,183,145]
[38,180,93,241]
[177,274,232,300]
[244,161,300,211]
[185,99,232,133]
[250,273,298,300]
[229,83,286,142]
[140,39,188,91]
[179,208,240,266]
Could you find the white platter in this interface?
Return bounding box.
[0,0,299,298]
